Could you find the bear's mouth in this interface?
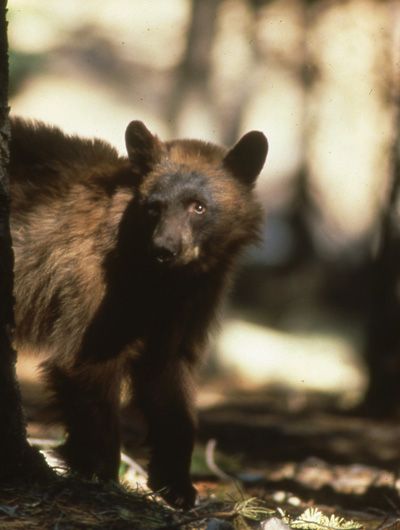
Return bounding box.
[154,247,177,264]
[152,245,201,269]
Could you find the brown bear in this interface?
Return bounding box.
[9,117,268,508]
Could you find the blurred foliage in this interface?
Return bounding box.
[9,50,47,97]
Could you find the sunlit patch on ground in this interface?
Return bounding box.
[216,319,367,406]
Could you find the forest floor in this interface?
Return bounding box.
[1,363,400,529]
[197,388,400,529]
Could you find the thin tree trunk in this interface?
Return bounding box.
[166,0,220,135]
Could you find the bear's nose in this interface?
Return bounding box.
[154,245,176,263]
[152,236,179,263]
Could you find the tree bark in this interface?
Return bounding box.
[0,0,48,480]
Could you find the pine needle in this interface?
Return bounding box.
[289,507,363,530]
[233,497,276,521]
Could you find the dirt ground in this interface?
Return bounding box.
[197,389,400,527]
[2,357,400,529]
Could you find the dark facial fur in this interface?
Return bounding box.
[139,150,263,269]
[126,122,267,271]
[9,117,268,508]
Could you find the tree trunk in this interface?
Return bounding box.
[361,4,400,417]
[362,113,400,417]
[0,0,48,480]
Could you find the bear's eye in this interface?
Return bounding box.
[189,201,206,215]
[147,202,161,217]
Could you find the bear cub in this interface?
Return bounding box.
[9,117,268,508]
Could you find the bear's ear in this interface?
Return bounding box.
[223,131,268,186]
[125,120,162,173]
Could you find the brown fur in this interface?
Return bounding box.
[9,117,268,508]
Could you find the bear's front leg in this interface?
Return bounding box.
[42,359,123,481]
[133,357,197,509]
